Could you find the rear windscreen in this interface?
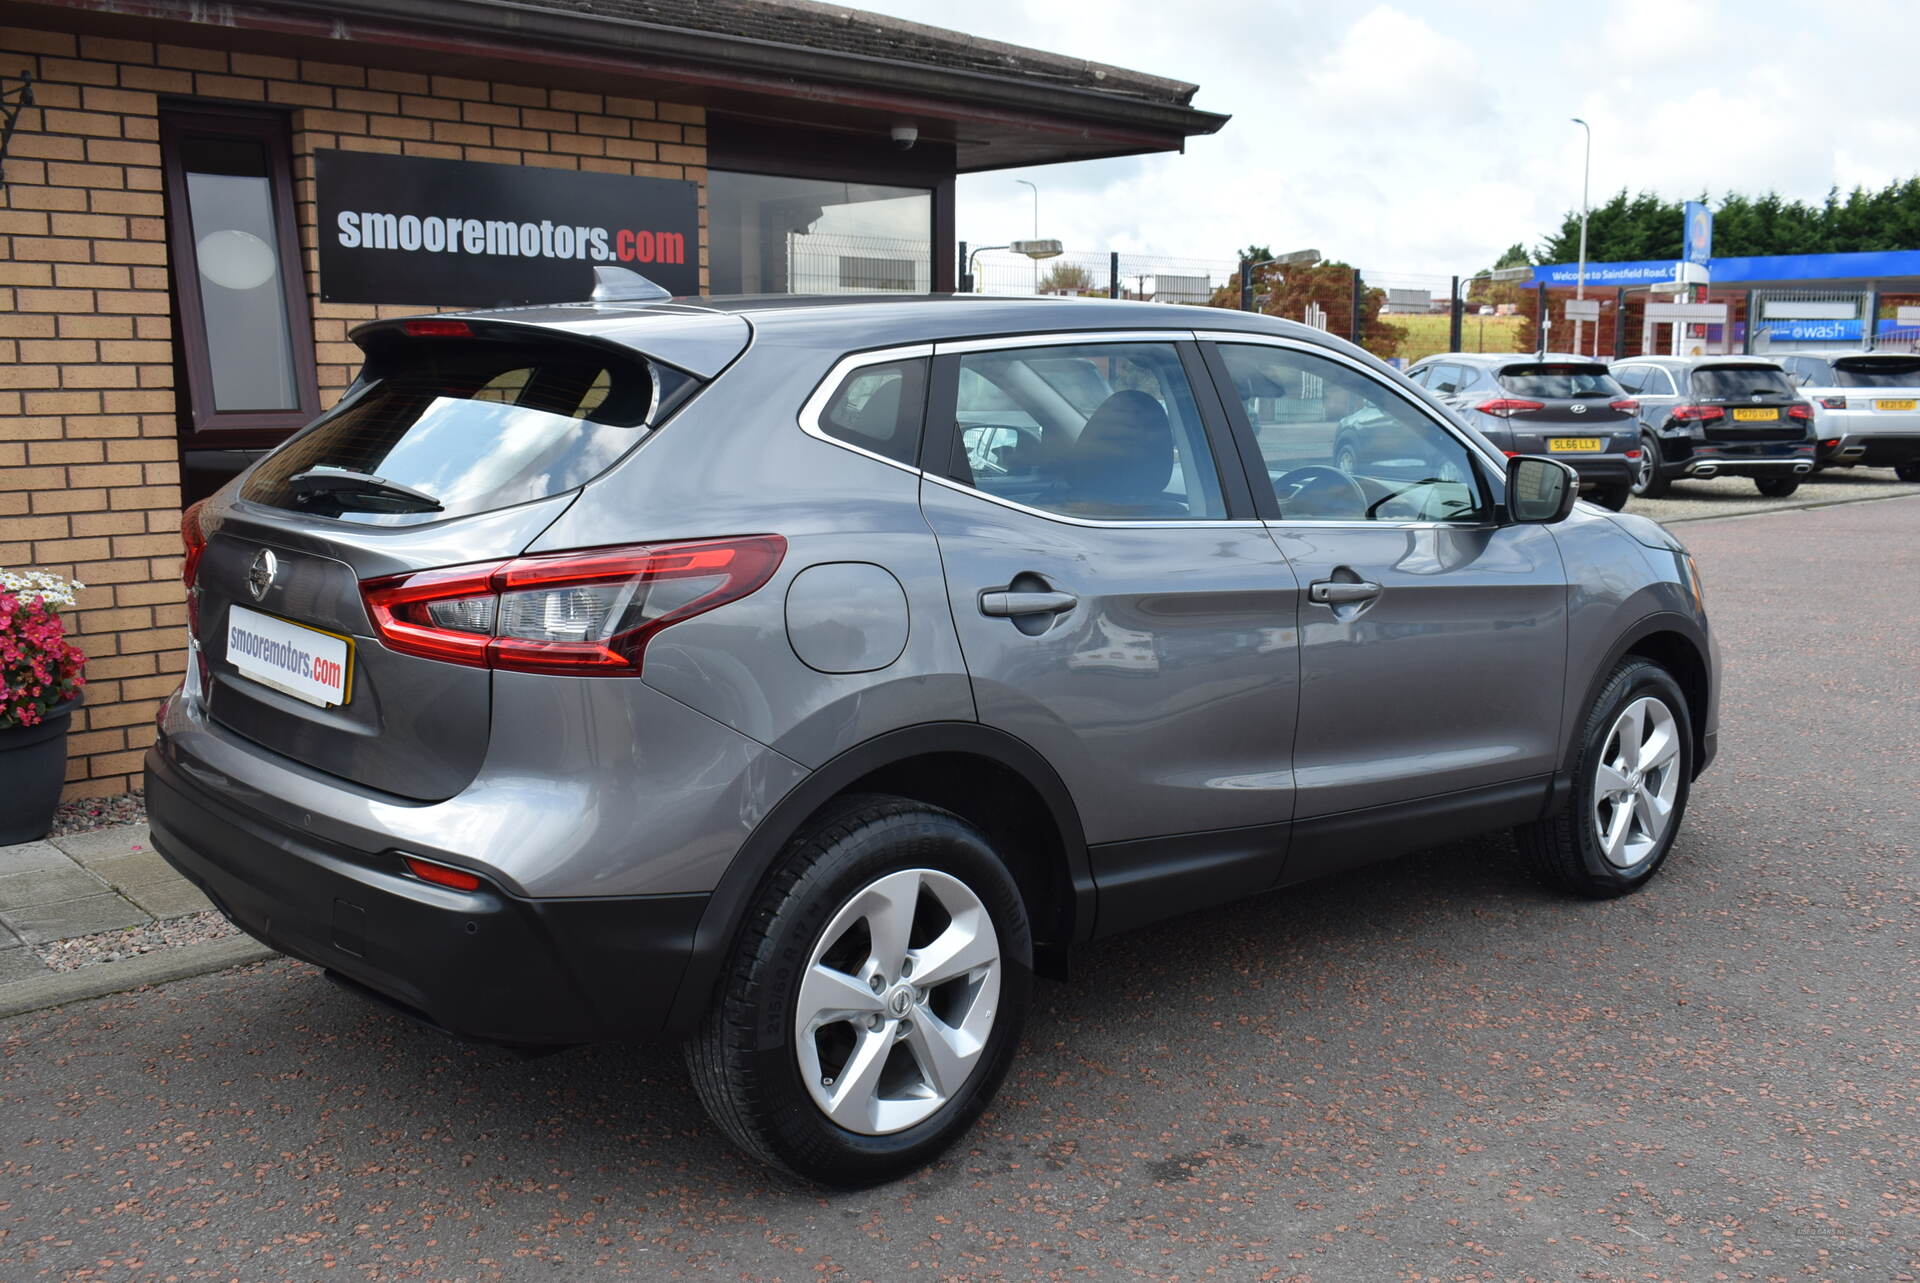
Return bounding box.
[1690,366,1795,400]
[1831,358,1920,388]
[242,339,690,526]
[1496,364,1623,398]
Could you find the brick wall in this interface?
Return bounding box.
[0,24,708,798]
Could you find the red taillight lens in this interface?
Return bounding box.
[1818,396,1848,410]
[403,319,472,337]
[361,535,787,675]
[402,855,483,891]
[1475,398,1546,418]
[1625,449,1642,459]
[1672,405,1726,422]
[181,499,208,589]
[1787,403,1813,421]
[1822,438,1841,448]
[1608,398,1639,413]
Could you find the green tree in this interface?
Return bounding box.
[1039,261,1094,294]
[1535,177,1920,262]
[1207,258,1405,360]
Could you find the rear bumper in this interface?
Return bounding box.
[146,747,707,1045]
[1561,455,1634,487]
[1667,439,1816,480]
[1816,433,1920,467]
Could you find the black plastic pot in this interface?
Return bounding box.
[0,693,82,845]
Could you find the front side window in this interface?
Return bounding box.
[945,343,1226,521]
[160,109,317,433]
[816,358,927,466]
[1217,342,1488,523]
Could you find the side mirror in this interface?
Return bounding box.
[1505,455,1579,524]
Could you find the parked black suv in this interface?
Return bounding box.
[1609,356,1816,498]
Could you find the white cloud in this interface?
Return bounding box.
[855,0,1920,276]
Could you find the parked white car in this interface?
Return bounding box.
[1775,351,1920,480]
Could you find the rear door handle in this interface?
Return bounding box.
[980,590,1079,618]
[1308,580,1382,605]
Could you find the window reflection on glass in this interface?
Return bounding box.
[180,135,300,413]
[708,171,931,295]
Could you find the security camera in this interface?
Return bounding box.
[890,123,918,150]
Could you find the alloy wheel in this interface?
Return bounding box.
[794,867,1001,1135]
[1633,439,1656,493]
[1591,696,1681,868]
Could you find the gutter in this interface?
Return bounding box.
[33,0,1229,146]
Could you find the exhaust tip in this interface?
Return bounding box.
[1793,463,1812,474]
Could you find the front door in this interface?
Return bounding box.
[919,336,1301,925]
[1204,338,1568,872]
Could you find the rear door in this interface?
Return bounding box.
[918,334,1301,892]
[1200,336,1567,875]
[194,321,731,800]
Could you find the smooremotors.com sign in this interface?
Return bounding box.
[316,150,699,305]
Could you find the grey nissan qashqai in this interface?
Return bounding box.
[148,271,1719,1186]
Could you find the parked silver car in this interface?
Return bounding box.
[148,280,1719,1185]
[1774,350,1920,480]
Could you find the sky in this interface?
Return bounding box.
[855,0,1920,282]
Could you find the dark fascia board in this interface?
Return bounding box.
[79,0,1230,144]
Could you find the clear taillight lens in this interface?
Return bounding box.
[361,536,786,675]
[1818,396,1847,410]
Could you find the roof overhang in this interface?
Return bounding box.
[6,0,1228,171]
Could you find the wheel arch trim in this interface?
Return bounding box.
[1564,612,1713,781]
[663,721,1093,1035]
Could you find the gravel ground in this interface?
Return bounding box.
[29,911,237,972]
[1,496,1916,1281]
[1620,463,1915,523]
[47,792,147,837]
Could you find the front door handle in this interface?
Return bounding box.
[1308,579,1382,605]
[980,590,1079,618]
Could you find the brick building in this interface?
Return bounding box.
[0,0,1224,797]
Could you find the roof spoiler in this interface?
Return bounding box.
[590,266,673,304]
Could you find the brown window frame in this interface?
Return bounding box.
[160,105,320,444]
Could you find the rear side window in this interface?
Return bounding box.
[1831,357,1920,388]
[242,338,689,526]
[1497,364,1623,398]
[1691,366,1794,399]
[1611,366,1646,393]
[816,358,927,466]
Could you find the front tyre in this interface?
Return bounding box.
[1755,476,1800,497]
[686,795,1032,1186]
[1514,659,1693,898]
[1590,484,1631,511]
[1895,460,1920,482]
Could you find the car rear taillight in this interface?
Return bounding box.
[1475,398,1546,418]
[1818,395,1848,410]
[1608,399,1639,413]
[403,319,472,337]
[361,535,786,675]
[181,499,208,589]
[1787,403,1813,421]
[1671,405,1726,422]
[402,854,484,891]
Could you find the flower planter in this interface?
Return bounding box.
[0,693,81,845]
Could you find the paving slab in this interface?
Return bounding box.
[0,946,51,984]
[0,865,107,908]
[48,824,153,867]
[87,851,184,892]
[1,894,150,946]
[0,841,73,877]
[125,880,215,921]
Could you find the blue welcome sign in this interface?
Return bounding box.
[1684,202,1713,266]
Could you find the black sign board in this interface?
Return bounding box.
[316,150,700,305]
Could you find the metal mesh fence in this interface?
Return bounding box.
[785,231,934,295]
[964,247,1237,303]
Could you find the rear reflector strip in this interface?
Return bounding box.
[402,855,484,891]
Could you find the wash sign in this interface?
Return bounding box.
[317,151,699,305]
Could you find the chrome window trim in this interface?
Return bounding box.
[796,342,935,477]
[932,329,1196,355]
[1193,329,1510,529]
[922,472,1265,530]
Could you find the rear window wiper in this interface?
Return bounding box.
[287,466,444,513]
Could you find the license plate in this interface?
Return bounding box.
[226,604,353,708]
[1875,398,1916,411]
[1548,437,1601,452]
[1732,407,1778,421]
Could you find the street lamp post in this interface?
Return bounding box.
[965,239,1064,293]
[1014,180,1039,291]
[1572,117,1592,356]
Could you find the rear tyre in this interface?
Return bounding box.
[1755,476,1800,497]
[1513,659,1693,899]
[1334,438,1361,475]
[1591,484,1631,511]
[1896,461,1920,482]
[1630,433,1670,498]
[685,794,1032,1187]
